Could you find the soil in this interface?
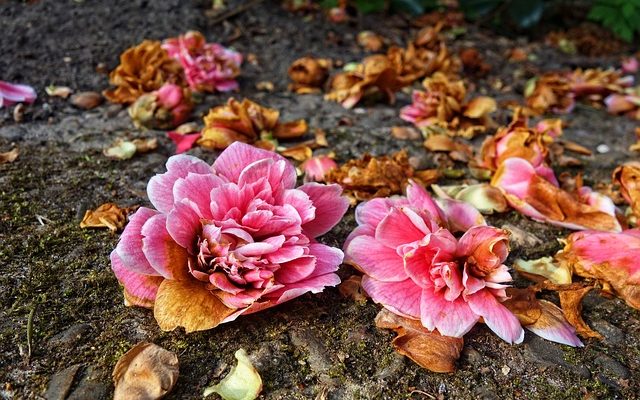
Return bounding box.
[1,1,639,399]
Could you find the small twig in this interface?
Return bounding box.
[410,390,435,399]
[208,0,264,26]
[35,214,53,226]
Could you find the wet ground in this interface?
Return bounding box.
[1,1,639,399]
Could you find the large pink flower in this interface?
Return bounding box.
[163,31,242,93]
[344,181,526,343]
[111,142,349,332]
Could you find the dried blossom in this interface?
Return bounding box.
[288,57,331,94]
[104,40,185,104]
[128,83,193,130]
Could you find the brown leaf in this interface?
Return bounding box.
[558,287,602,339]
[391,126,421,140]
[338,275,367,303]
[612,162,640,219]
[273,119,308,140]
[132,138,159,154]
[375,309,463,373]
[113,342,179,400]
[153,280,235,333]
[502,287,542,326]
[71,91,104,110]
[288,57,330,94]
[80,203,132,232]
[357,31,384,52]
[278,144,312,162]
[0,148,19,164]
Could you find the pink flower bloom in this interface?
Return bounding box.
[400,90,441,128]
[0,80,36,108]
[344,181,526,343]
[128,83,193,130]
[163,31,242,93]
[301,156,337,182]
[111,142,349,332]
[622,57,639,74]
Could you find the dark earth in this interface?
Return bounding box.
[1,0,640,399]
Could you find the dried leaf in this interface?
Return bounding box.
[612,162,640,219]
[391,126,421,140]
[71,91,104,110]
[80,203,131,232]
[278,144,312,162]
[502,287,542,326]
[514,257,572,285]
[113,342,179,400]
[203,349,262,400]
[558,287,603,339]
[132,138,159,153]
[357,31,384,52]
[375,309,463,373]
[338,275,367,302]
[104,140,137,160]
[288,57,330,94]
[45,85,73,98]
[154,280,235,333]
[0,148,19,164]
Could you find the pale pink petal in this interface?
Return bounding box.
[274,256,316,284]
[420,288,479,337]
[406,180,446,223]
[111,250,163,307]
[362,277,422,318]
[526,300,583,347]
[172,172,224,219]
[270,273,341,304]
[115,207,159,275]
[166,201,201,251]
[0,81,37,108]
[375,207,428,249]
[492,157,537,198]
[456,226,509,266]
[354,197,400,228]
[462,265,486,294]
[299,183,349,237]
[437,198,486,233]
[213,142,295,186]
[307,243,343,276]
[466,289,524,344]
[346,235,408,282]
[141,214,189,279]
[282,189,316,225]
[147,155,212,213]
[239,159,293,194]
[266,245,306,264]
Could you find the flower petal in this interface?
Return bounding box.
[172,172,224,219]
[153,279,235,332]
[361,277,422,318]
[111,250,163,309]
[376,207,428,249]
[526,300,583,347]
[166,201,201,252]
[213,142,295,186]
[147,155,212,213]
[346,235,408,282]
[141,214,190,280]
[299,183,349,237]
[274,256,316,284]
[115,207,159,275]
[420,288,479,337]
[466,289,524,344]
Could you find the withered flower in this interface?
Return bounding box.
[325,55,403,109]
[198,98,307,150]
[525,73,575,115]
[613,162,640,219]
[104,40,185,104]
[324,150,438,203]
[288,57,331,94]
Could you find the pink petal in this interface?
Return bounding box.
[168,131,201,154]
[361,277,422,318]
[307,243,343,276]
[156,83,183,108]
[437,198,487,233]
[266,245,306,264]
[299,183,349,237]
[402,231,458,289]
[420,288,479,337]
[111,250,163,308]
[172,172,223,219]
[0,81,37,108]
[526,300,583,347]
[406,180,446,223]
[466,289,524,344]
[141,214,189,280]
[375,207,428,249]
[147,155,212,213]
[281,189,316,225]
[236,236,284,257]
[345,235,408,282]
[270,273,341,304]
[354,197,402,228]
[456,226,509,266]
[604,94,636,114]
[491,157,538,198]
[274,256,316,284]
[213,142,295,186]
[115,207,159,275]
[239,158,292,194]
[166,201,201,251]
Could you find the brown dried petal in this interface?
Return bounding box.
[375,309,463,373]
[558,287,603,339]
[0,148,19,164]
[113,342,179,400]
[80,203,131,232]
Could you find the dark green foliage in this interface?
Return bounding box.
[588,0,640,42]
[320,0,439,15]
[458,0,545,29]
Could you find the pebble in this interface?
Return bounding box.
[525,336,591,378]
[596,144,610,154]
[70,91,104,110]
[591,320,624,345]
[48,323,91,349]
[594,354,630,380]
[461,346,483,366]
[44,364,81,400]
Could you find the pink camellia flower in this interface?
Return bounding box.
[0,80,36,108]
[163,31,242,93]
[345,181,525,343]
[491,157,621,232]
[622,57,639,74]
[301,156,337,182]
[111,142,349,332]
[128,83,193,130]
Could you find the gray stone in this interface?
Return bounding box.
[66,365,109,400]
[595,354,630,380]
[591,320,625,345]
[290,328,333,377]
[48,323,91,349]
[461,346,483,367]
[524,336,591,378]
[44,364,81,400]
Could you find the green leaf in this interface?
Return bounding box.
[507,0,544,28]
[390,0,434,15]
[319,0,338,9]
[355,0,386,13]
[459,0,501,19]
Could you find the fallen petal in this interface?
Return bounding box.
[203,349,262,400]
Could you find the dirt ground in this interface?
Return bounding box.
[1,1,639,399]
